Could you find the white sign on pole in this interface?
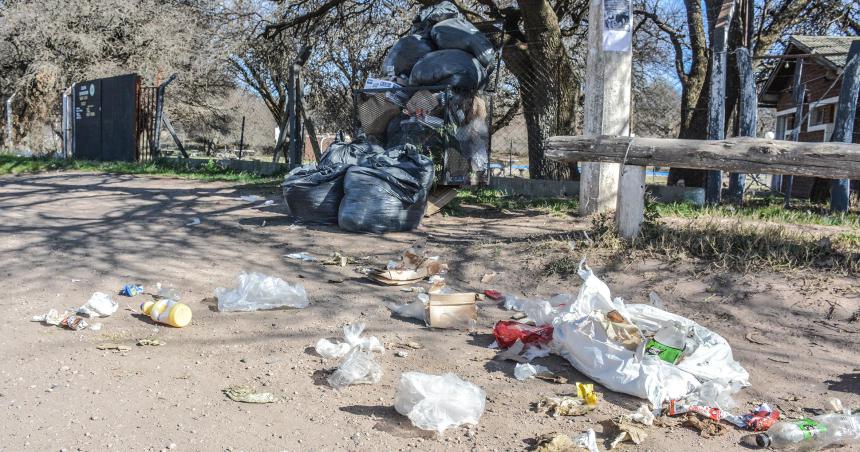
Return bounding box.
[602,0,632,52]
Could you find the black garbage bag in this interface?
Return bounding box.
[282,164,350,225]
[383,35,435,78]
[338,146,435,233]
[410,49,487,89]
[319,141,384,168]
[410,1,461,37]
[431,18,495,67]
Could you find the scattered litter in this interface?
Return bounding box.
[621,404,656,426]
[523,344,552,362]
[77,292,118,318]
[314,323,385,359]
[535,395,596,417]
[136,338,165,347]
[493,320,553,348]
[610,419,649,448]
[215,272,308,312]
[535,430,597,452]
[426,292,478,330]
[687,379,742,410]
[740,403,780,431]
[155,282,181,301]
[480,272,497,283]
[327,348,383,389]
[385,298,427,322]
[96,343,130,352]
[140,299,192,328]
[285,252,317,262]
[395,350,409,358]
[186,217,201,226]
[239,195,264,202]
[514,363,553,381]
[649,291,665,309]
[322,252,349,267]
[120,284,144,297]
[394,372,485,433]
[60,315,89,331]
[368,242,447,285]
[223,385,276,403]
[483,289,503,301]
[494,339,528,363]
[683,413,726,437]
[32,309,64,326]
[755,411,860,449]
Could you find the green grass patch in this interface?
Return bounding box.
[445,188,579,216]
[0,154,282,183]
[656,199,860,228]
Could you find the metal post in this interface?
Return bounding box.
[151,73,177,158]
[784,59,805,208]
[705,0,735,205]
[238,116,245,160]
[729,47,756,204]
[830,41,860,213]
[286,65,299,169]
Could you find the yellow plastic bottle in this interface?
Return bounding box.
[140,299,192,328]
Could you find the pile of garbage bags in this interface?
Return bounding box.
[359,1,494,174]
[283,142,434,233]
[503,259,750,408]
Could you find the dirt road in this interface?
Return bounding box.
[1,172,858,451]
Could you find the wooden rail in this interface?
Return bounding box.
[546,135,860,180]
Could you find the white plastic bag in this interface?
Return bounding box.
[384,299,427,322]
[394,372,486,433]
[315,323,384,359]
[215,272,308,312]
[77,292,118,317]
[574,429,598,452]
[549,260,748,407]
[327,348,383,389]
[514,363,552,381]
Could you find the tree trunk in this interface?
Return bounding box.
[504,0,580,180]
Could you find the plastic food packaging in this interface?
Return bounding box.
[315,323,385,359]
[140,299,192,328]
[574,429,599,452]
[338,146,434,233]
[742,404,780,431]
[120,284,144,297]
[78,292,118,317]
[394,372,486,433]
[60,314,89,330]
[327,348,383,389]
[493,320,554,349]
[755,413,860,450]
[215,272,308,312]
[282,164,350,225]
[409,49,487,90]
[430,18,495,67]
[382,35,435,77]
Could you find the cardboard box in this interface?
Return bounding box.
[426,293,479,330]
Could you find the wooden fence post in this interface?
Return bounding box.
[830,40,860,212]
[729,47,756,203]
[783,58,805,207]
[705,0,735,205]
[580,0,632,217]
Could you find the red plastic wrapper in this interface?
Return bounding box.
[483,290,503,301]
[493,320,553,349]
[744,405,780,431]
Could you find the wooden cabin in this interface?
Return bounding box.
[759,35,860,201]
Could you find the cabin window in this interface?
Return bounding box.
[810,103,835,126]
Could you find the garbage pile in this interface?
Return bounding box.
[282,2,496,233]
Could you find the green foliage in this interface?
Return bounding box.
[656,199,860,228]
[445,188,579,216]
[0,154,281,183]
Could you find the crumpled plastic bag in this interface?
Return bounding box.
[548,260,749,407]
[514,362,552,381]
[686,379,742,410]
[327,348,383,389]
[430,17,495,67]
[78,292,118,317]
[215,272,308,312]
[383,34,435,77]
[394,372,486,433]
[384,299,427,322]
[315,323,385,359]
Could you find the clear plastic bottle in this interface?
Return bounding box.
[756,414,860,450]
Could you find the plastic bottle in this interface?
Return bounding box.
[140,299,192,328]
[645,322,688,364]
[756,414,860,450]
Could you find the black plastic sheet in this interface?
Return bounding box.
[282,164,350,225]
